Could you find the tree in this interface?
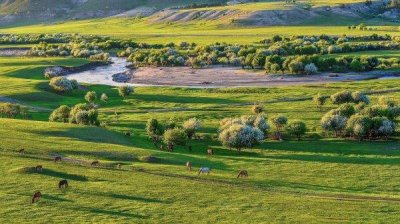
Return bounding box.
[100,93,109,103]
[313,93,328,111]
[49,77,74,93]
[118,85,134,98]
[69,103,88,124]
[0,103,21,118]
[286,120,307,140]
[251,104,264,114]
[304,63,318,75]
[330,90,353,104]
[49,105,71,122]
[146,118,163,138]
[271,115,288,140]
[218,123,264,152]
[85,91,97,104]
[182,118,201,139]
[321,114,347,136]
[163,128,188,151]
[346,115,372,140]
[351,91,369,104]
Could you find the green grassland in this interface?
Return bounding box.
[1,18,398,44]
[1,55,400,222]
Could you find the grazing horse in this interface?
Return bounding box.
[207,148,213,156]
[32,191,42,203]
[198,167,211,175]
[18,148,25,154]
[54,156,62,162]
[91,161,99,166]
[35,165,43,172]
[237,170,248,178]
[59,179,68,189]
[186,161,192,171]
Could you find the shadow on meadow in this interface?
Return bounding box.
[135,93,241,104]
[39,168,89,181]
[74,189,167,204]
[69,205,148,219]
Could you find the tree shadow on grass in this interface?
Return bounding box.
[75,189,167,204]
[135,93,241,104]
[61,150,137,162]
[42,194,75,203]
[70,206,148,219]
[39,168,88,181]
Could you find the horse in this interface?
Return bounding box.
[91,161,99,166]
[18,148,25,154]
[186,161,192,171]
[125,132,131,137]
[237,170,248,178]
[198,167,211,175]
[35,165,43,172]
[207,148,213,156]
[59,179,68,189]
[32,191,42,203]
[54,156,62,162]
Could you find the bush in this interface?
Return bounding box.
[69,103,88,124]
[146,118,163,138]
[330,90,353,104]
[118,85,134,98]
[0,103,21,118]
[85,91,97,103]
[49,77,73,93]
[182,118,201,139]
[321,114,347,136]
[286,120,307,140]
[304,63,318,75]
[70,79,79,89]
[351,91,370,104]
[100,93,108,103]
[163,128,188,147]
[313,93,328,111]
[49,105,71,122]
[251,104,264,114]
[218,123,264,152]
[271,115,288,131]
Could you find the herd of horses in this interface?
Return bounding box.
[19,147,248,204]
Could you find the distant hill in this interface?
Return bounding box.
[0,0,227,25]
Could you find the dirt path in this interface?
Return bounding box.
[129,66,400,88]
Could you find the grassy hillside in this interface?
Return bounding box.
[1,55,400,222]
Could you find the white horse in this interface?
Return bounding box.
[198,167,211,175]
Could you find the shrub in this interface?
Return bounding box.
[75,111,90,125]
[351,91,370,104]
[321,114,347,136]
[271,115,288,131]
[182,118,201,139]
[118,85,134,98]
[163,128,188,147]
[286,120,307,140]
[70,79,79,89]
[49,77,73,93]
[330,90,353,104]
[378,96,396,107]
[304,63,318,75]
[251,104,264,114]
[218,123,264,152]
[146,118,163,138]
[85,91,97,103]
[0,103,21,118]
[49,105,71,122]
[69,103,88,124]
[100,93,108,103]
[346,115,372,140]
[313,93,328,111]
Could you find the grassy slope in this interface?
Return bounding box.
[1,56,400,222]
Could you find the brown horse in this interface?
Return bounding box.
[207,148,214,156]
[18,148,25,154]
[91,161,99,166]
[35,165,43,172]
[32,191,42,203]
[59,179,68,189]
[186,161,192,171]
[237,170,248,178]
[54,156,62,162]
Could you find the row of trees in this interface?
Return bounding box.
[0,103,28,119]
[318,92,399,140]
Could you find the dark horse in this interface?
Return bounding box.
[35,165,43,172]
[237,170,248,178]
[59,179,68,189]
[54,156,62,162]
[91,161,99,166]
[32,191,42,203]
